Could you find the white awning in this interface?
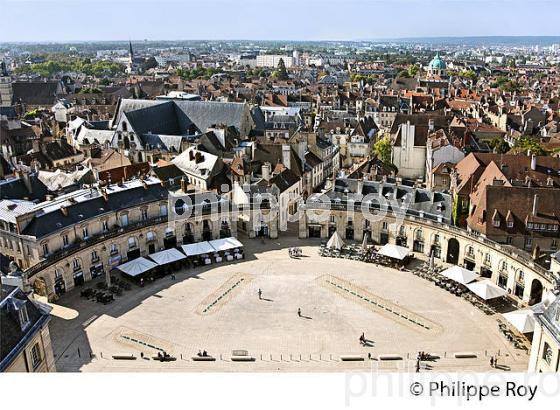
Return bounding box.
[326,231,344,250]
[148,248,187,266]
[377,244,410,260]
[209,237,243,252]
[503,309,536,333]
[467,279,508,300]
[117,257,158,277]
[440,265,479,285]
[181,241,215,256]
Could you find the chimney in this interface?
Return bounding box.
[530,154,537,171]
[18,169,32,194]
[532,194,539,216]
[262,162,271,181]
[32,138,41,153]
[428,118,435,133]
[180,177,187,192]
[282,144,291,170]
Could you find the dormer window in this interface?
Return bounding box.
[507,221,514,228]
[18,305,30,330]
[493,219,500,228]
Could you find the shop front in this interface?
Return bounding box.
[73,271,84,287]
[90,263,104,279]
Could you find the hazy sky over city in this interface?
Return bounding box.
[1,0,559,42]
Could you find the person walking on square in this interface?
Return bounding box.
[490,356,494,368]
[297,307,301,317]
[494,356,498,368]
[258,288,262,300]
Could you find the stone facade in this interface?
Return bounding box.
[299,204,557,307]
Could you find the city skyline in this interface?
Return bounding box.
[1,0,559,42]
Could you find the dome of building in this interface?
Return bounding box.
[429,52,447,70]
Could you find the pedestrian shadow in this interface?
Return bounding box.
[300,315,313,320]
[495,364,511,371]
[361,340,375,347]
[261,298,274,302]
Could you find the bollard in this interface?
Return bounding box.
[270,354,272,361]
[280,354,283,361]
[299,354,302,361]
[260,354,262,361]
[100,352,103,359]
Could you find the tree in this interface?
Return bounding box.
[509,136,548,156]
[407,64,418,78]
[272,58,289,80]
[373,136,392,164]
[488,137,510,154]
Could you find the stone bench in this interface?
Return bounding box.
[112,354,136,360]
[340,355,365,361]
[231,355,255,362]
[378,354,403,361]
[192,356,216,361]
[454,352,477,359]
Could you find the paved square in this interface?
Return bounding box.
[47,236,529,372]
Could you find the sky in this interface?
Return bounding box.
[1,0,559,42]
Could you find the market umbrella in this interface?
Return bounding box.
[361,233,369,250]
[503,309,536,333]
[440,265,479,285]
[326,231,344,250]
[117,257,157,277]
[467,279,508,300]
[378,244,410,260]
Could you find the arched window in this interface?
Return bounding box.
[128,237,137,249]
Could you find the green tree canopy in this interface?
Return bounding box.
[509,136,548,156]
[272,58,289,80]
[488,137,510,154]
[373,136,392,164]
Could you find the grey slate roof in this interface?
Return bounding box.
[1,284,50,371]
[309,178,452,223]
[22,181,169,238]
[271,168,300,193]
[114,99,255,136]
[0,175,49,202]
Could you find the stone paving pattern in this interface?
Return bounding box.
[47,235,529,372]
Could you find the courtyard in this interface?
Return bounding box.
[47,235,530,372]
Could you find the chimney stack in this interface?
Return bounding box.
[262,162,271,181]
[282,144,291,170]
[180,177,187,193]
[530,154,537,171]
[532,194,539,216]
